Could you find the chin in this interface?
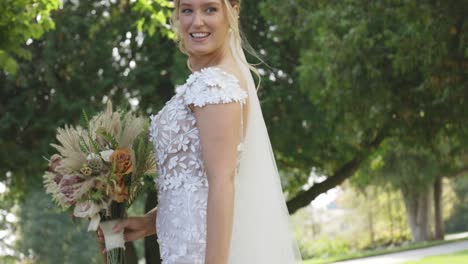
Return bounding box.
[188,46,214,57]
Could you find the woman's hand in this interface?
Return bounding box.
[97,208,157,243]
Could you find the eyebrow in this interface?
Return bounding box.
[180,1,221,7]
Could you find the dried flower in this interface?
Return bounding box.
[110,148,133,179]
[95,179,106,191]
[100,150,114,162]
[53,174,63,185]
[110,179,129,203]
[44,100,155,233]
[47,154,64,184]
[73,201,103,218]
[58,174,94,204]
[88,156,104,174]
[80,165,92,176]
[48,154,63,172]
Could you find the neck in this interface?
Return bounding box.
[188,42,234,72]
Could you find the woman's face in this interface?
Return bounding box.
[178,0,230,57]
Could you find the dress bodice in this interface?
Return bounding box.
[149,67,247,192]
[149,67,248,263]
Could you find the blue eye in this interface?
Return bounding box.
[181,8,192,14]
[206,7,217,13]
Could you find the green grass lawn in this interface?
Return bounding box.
[303,257,341,264]
[302,238,468,264]
[404,250,468,264]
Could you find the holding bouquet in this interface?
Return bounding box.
[43,101,156,263]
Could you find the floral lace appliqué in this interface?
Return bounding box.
[149,67,247,264]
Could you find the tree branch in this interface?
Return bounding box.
[444,166,468,179]
[286,127,387,214]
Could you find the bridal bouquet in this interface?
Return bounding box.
[43,101,156,263]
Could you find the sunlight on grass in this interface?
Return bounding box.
[303,258,335,264]
[404,250,468,264]
[302,239,468,264]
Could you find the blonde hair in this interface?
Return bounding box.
[171,0,263,89]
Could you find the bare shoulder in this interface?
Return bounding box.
[216,65,248,92]
[215,64,249,132]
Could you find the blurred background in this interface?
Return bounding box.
[1,0,467,263]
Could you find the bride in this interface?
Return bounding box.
[99,0,302,263]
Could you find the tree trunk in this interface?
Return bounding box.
[396,196,404,240]
[434,176,445,240]
[366,191,376,247]
[401,185,432,242]
[386,190,395,241]
[145,189,161,264]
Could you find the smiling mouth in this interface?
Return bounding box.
[190,32,211,39]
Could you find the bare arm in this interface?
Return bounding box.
[193,102,242,264]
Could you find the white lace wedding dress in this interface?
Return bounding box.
[149,67,247,264]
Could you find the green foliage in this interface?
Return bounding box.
[0,0,60,74]
[353,140,440,191]
[302,235,351,259]
[240,1,323,196]
[15,190,101,263]
[127,128,157,208]
[1,0,467,260]
[132,0,174,38]
[339,184,411,246]
[96,128,119,150]
[0,0,176,199]
[292,183,411,259]
[445,176,468,233]
[259,0,468,199]
[0,255,18,264]
[0,0,174,261]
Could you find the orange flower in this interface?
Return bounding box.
[110,178,129,202]
[110,148,133,180]
[108,148,132,202]
[95,180,106,191]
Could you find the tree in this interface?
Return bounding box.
[258,0,468,213]
[2,0,467,259]
[16,189,101,263]
[1,0,173,262]
[367,142,439,242]
[337,183,410,247]
[445,175,468,233]
[0,0,60,74]
[431,131,468,239]
[353,132,468,242]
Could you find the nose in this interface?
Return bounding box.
[192,11,204,28]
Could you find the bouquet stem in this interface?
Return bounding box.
[100,202,126,264]
[107,248,125,264]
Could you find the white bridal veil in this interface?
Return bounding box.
[228,33,303,263]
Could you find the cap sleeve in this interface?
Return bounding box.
[181,67,248,107]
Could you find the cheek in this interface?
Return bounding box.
[211,17,229,37]
[178,17,191,33]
